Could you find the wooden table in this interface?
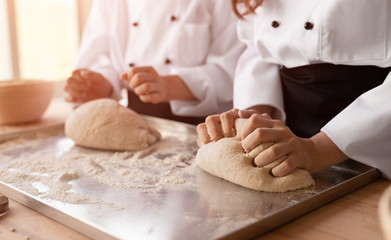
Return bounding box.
[260,178,390,240]
[0,179,389,240]
[0,99,390,240]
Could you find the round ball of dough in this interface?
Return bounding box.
[65,99,161,151]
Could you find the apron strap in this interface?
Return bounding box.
[280,63,391,137]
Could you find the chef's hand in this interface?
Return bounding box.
[196,105,275,146]
[120,66,168,104]
[196,108,241,146]
[239,110,348,177]
[64,69,113,103]
[121,66,197,104]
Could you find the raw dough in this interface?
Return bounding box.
[196,118,315,192]
[65,99,161,151]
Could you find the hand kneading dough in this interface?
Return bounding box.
[65,99,161,151]
[196,118,315,192]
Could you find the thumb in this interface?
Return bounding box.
[120,73,128,81]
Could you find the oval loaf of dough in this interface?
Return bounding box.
[196,118,315,192]
[65,99,161,151]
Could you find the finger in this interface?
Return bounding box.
[240,114,273,140]
[71,68,85,77]
[81,70,104,85]
[238,109,258,118]
[205,115,224,141]
[127,66,156,79]
[72,69,89,84]
[242,128,277,153]
[120,72,128,81]
[271,158,297,177]
[129,72,153,89]
[70,72,93,91]
[64,78,87,95]
[134,82,158,96]
[253,142,290,167]
[220,109,239,137]
[64,93,78,103]
[196,123,211,145]
[139,92,162,104]
[197,138,205,147]
[66,77,89,92]
[65,92,85,103]
[64,84,87,100]
[260,113,272,119]
[79,69,91,78]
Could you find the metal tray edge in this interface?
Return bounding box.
[218,167,381,240]
[0,181,119,240]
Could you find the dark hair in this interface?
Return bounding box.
[231,0,264,18]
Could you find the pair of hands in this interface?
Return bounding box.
[64,67,169,104]
[196,108,320,177]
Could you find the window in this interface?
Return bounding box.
[0,0,92,82]
[0,0,12,79]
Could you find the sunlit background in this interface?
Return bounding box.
[0,0,91,84]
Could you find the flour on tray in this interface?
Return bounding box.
[0,132,198,205]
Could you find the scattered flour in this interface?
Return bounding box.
[0,131,198,205]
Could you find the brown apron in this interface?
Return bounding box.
[127,90,206,125]
[280,63,390,138]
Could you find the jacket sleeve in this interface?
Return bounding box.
[321,74,391,179]
[74,0,121,100]
[233,15,285,121]
[169,1,245,116]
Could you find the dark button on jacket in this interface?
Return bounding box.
[304,22,314,30]
[271,21,280,28]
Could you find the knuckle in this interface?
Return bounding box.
[128,68,137,75]
[220,112,231,122]
[260,112,271,119]
[249,114,257,121]
[248,114,258,126]
[287,137,299,147]
[196,123,206,132]
[143,84,151,92]
[228,108,239,114]
[205,115,219,124]
[72,69,80,75]
[272,119,283,127]
[268,146,279,158]
[134,73,142,80]
[254,128,264,139]
[283,159,296,170]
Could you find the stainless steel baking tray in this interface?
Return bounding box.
[0,116,380,240]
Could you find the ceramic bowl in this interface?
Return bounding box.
[0,79,54,125]
[379,184,391,240]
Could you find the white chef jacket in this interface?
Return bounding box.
[235,0,391,179]
[75,0,244,117]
